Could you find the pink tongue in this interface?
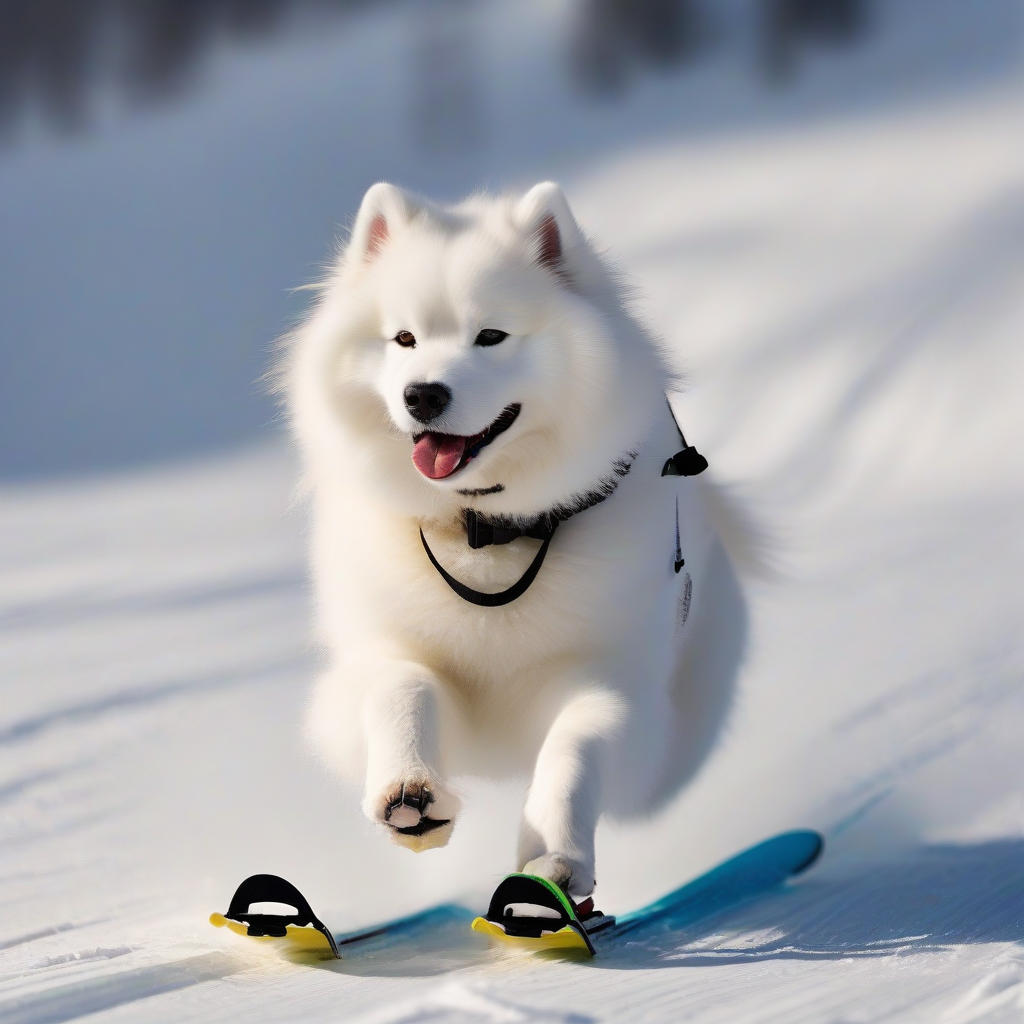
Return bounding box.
[412,433,467,479]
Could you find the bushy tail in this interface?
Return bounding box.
[698,478,777,581]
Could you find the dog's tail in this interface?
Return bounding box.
[698,478,776,581]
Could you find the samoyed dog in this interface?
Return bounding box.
[288,182,744,898]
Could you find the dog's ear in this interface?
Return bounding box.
[515,182,583,280]
[349,182,413,265]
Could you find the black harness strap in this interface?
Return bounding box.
[420,401,706,608]
[662,399,709,477]
[420,520,558,607]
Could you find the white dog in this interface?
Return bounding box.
[287,182,742,898]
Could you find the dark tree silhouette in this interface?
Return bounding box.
[761,0,870,82]
[0,0,370,137]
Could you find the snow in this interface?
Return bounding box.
[2,1,1024,1020]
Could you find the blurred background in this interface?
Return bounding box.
[1,0,1014,479]
[2,4,1024,1017]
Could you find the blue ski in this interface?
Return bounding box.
[472,830,823,956]
[608,829,822,941]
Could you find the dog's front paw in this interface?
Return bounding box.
[521,853,595,898]
[368,778,459,852]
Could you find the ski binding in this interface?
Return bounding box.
[471,873,615,956]
[209,872,340,959]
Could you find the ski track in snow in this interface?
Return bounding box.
[2,2,1024,1021]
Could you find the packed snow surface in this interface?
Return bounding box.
[2,2,1024,1020]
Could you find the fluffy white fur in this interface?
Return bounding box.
[287,182,740,897]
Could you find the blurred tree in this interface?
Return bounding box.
[569,0,705,97]
[410,0,483,153]
[0,0,372,139]
[760,0,870,82]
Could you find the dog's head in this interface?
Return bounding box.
[290,182,666,522]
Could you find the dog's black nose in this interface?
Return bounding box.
[404,382,452,424]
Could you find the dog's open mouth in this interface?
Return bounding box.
[412,404,521,480]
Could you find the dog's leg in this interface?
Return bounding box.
[516,689,625,897]
[361,662,461,852]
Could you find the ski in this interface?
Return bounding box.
[209,875,473,963]
[210,830,822,962]
[471,830,823,956]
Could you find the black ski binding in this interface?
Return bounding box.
[210,873,340,958]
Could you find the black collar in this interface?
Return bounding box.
[463,508,556,549]
[417,464,630,608]
[419,402,706,607]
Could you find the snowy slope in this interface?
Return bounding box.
[2,3,1024,1022]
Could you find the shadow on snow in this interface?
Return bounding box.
[598,839,1024,970]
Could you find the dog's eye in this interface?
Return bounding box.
[475,329,508,347]
[393,330,416,348]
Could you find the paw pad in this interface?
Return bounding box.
[382,781,450,836]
